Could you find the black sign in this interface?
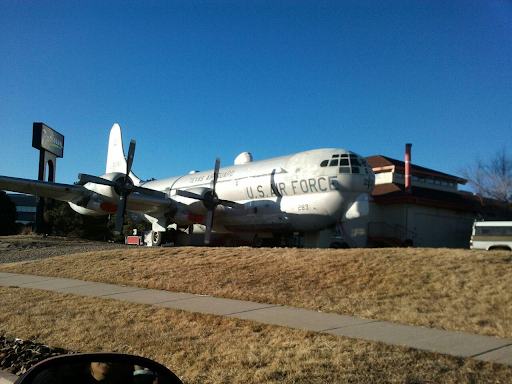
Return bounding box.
[32,123,65,158]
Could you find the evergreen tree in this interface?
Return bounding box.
[0,191,18,235]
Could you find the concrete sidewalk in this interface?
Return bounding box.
[1,272,511,368]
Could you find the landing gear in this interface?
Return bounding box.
[143,230,162,246]
[253,234,264,248]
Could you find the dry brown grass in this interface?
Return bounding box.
[1,246,511,338]
[1,287,511,383]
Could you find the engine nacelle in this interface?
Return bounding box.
[69,202,106,216]
[69,198,120,216]
[172,187,227,220]
[172,187,211,216]
[84,172,126,204]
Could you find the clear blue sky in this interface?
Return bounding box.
[1,0,511,188]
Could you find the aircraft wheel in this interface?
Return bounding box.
[253,234,263,248]
[152,231,162,246]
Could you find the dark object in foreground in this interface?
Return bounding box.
[15,353,182,384]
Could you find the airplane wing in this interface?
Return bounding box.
[0,175,172,214]
[124,193,172,214]
[0,175,86,202]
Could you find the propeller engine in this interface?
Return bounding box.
[78,140,166,235]
[175,158,245,244]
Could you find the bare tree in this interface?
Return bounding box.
[460,148,512,204]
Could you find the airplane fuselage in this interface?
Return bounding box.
[139,148,375,233]
[0,122,376,244]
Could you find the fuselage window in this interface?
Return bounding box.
[330,159,339,166]
[340,159,349,166]
[320,160,328,167]
[340,154,348,158]
[352,167,360,174]
[339,167,350,173]
[332,154,339,158]
[351,159,361,166]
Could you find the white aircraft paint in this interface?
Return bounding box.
[0,124,375,246]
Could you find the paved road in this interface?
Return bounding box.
[1,272,511,368]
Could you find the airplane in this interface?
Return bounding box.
[0,124,375,247]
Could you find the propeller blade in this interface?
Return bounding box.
[78,173,115,187]
[175,190,204,200]
[204,209,214,244]
[126,140,136,175]
[270,169,282,197]
[218,199,246,210]
[114,194,127,235]
[133,186,168,199]
[212,158,220,194]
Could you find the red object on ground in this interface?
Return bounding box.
[126,236,142,245]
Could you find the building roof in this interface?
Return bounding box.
[371,183,481,212]
[366,155,467,184]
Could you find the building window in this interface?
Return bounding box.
[435,180,441,185]
[428,179,434,184]
[442,181,448,186]
[419,177,425,182]
[16,206,37,213]
[448,182,454,187]
[412,176,419,181]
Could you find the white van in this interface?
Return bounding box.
[470,221,512,251]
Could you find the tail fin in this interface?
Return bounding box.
[106,124,141,184]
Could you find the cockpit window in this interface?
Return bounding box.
[323,154,370,174]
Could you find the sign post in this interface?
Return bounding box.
[32,123,65,234]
